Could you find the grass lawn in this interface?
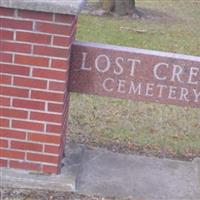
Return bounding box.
[68,0,200,160]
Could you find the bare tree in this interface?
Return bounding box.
[102,0,142,17]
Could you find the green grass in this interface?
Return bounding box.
[68,0,200,159]
[77,1,200,56]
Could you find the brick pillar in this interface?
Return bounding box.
[0,1,83,174]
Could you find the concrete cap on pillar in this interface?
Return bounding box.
[0,0,85,15]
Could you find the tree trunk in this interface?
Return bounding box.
[115,0,127,16]
[102,0,115,13]
[124,0,136,15]
[102,0,136,16]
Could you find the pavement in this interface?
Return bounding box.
[1,143,200,200]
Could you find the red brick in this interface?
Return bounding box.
[44,145,60,154]
[30,112,62,123]
[27,153,59,164]
[62,124,68,137]
[0,159,8,167]
[0,108,28,119]
[16,31,51,44]
[0,97,10,106]
[0,139,8,148]
[12,120,44,131]
[46,124,62,134]
[0,18,33,30]
[33,68,66,80]
[0,53,13,62]
[71,28,76,42]
[35,22,72,35]
[55,14,76,24]
[14,77,47,89]
[10,160,41,171]
[0,86,29,97]
[13,99,45,110]
[0,75,12,85]
[53,36,71,46]
[48,103,63,113]
[28,133,61,144]
[15,54,49,67]
[49,81,66,91]
[64,92,69,102]
[18,10,53,21]
[0,7,14,16]
[0,129,26,139]
[43,165,59,174]
[0,64,30,76]
[33,45,69,58]
[1,30,14,40]
[63,107,68,119]
[0,118,9,127]
[0,149,25,159]
[1,41,31,53]
[51,59,69,69]
[11,141,43,152]
[31,90,64,102]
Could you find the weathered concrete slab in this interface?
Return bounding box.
[76,145,200,200]
[0,0,85,15]
[0,144,85,192]
[1,167,74,191]
[1,144,200,200]
[70,41,200,108]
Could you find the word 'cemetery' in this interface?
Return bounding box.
[70,41,200,108]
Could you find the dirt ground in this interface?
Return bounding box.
[1,188,128,200]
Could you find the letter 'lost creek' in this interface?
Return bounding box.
[69,41,200,108]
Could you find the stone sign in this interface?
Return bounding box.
[69,41,200,108]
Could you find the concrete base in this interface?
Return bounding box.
[1,143,200,200]
[0,144,84,192]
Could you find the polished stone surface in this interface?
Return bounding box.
[70,41,200,108]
